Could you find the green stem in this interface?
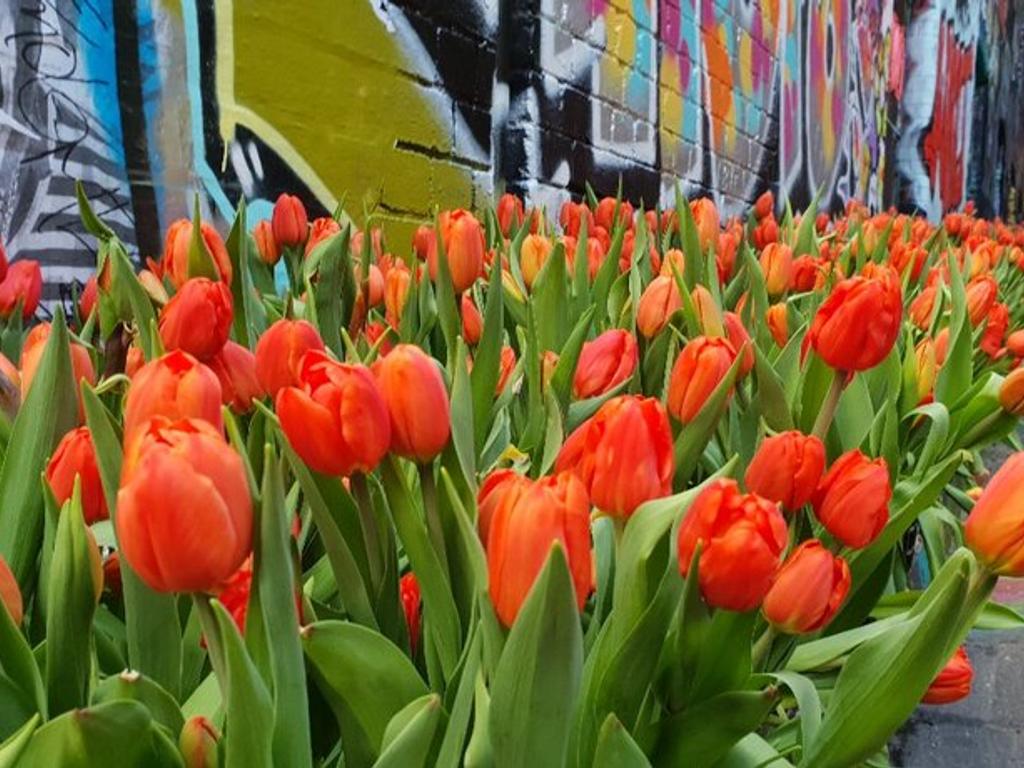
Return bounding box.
[419,463,449,574]
[351,472,383,591]
[811,372,846,441]
[192,593,226,690]
[752,626,778,671]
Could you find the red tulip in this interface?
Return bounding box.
[812,450,891,548]
[496,345,516,394]
[304,217,340,257]
[723,312,755,377]
[559,201,594,239]
[497,193,525,237]
[374,344,450,462]
[594,197,633,232]
[0,555,23,625]
[965,275,998,326]
[667,336,737,424]
[123,350,223,441]
[0,260,42,320]
[637,275,682,339]
[19,322,97,417]
[180,716,220,768]
[477,468,531,547]
[162,219,232,288]
[745,431,825,512]
[272,193,308,248]
[964,453,1024,575]
[762,540,850,633]
[384,263,412,328]
[573,329,638,400]
[253,220,280,265]
[922,647,973,704]
[461,293,482,345]
[207,341,263,413]
[254,319,326,397]
[158,278,233,361]
[754,191,774,220]
[79,275,99,321]
[400,572,422,656]
[429,209,485,293]
[46,427,108,524]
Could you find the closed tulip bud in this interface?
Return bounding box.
[556,395,673,518]
[915,338,937,403]
[723,312,755,377]
[400,572,422,656]
[659,248,686,279]
[461,293,482,345]
[520,234,552,289]
[637,275,682,339]
[304,217,340,257]
[807,267,902,372]
[559,201,594,239]
[162,219,233,288]
[573,329,638,400]
[180,716,221,768]
[789,255,820,292]
[690,197,719,252]
[667,336,737,424]
[762,540,850,633]
[124,350,223,441]
[159,278,233,362]
[812,450,891,548]
[497,193,525,237]
[365,263,385,308]
[272,193,308,248]
[0,260,43,320]
[965,275,998,326]
[253,220,280,265]
[0,555,23,625]
[745,431,825,511]
[384,263,413,328]
[766,303,789,348]
[594,197,633,232]
[254,319,325,397]
[964,453,1024,575]
[46,427,108,524]
[79,275,98,321]
[207,341,263,413]
[277,351,390,476]
[754,190,774,220]
[716,231,739,283]
[1007,329,1024,358]
[429,209,484,293]
[487,471,592,627]
[117,418,251,592]
[923,647,973,704]
[477,469,531,547]
[1000,368,1024,416]
[412,224,434,261]
[677,479,788,611]
[691,285,725,338]
[909,285,938,330]
[760,243,793,297]
[496,345,517,394]
[374,344,450,462]
[20,323,97,419]
[980,302,1009,359]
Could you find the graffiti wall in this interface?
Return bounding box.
[0,0,1019,283]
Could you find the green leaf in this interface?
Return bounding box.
[450,339,476,491]
[792,192,819,257]
[110,243,159,360]
[871,592,1024,630]
[0,587,45,736]
[753,346,793,431]
[532,242,570,353]
[0,311,78,593]
[675,185,703,290]
[188,194,220,281]
[434,224,461,367]
[592,714,651,767]
[92,672,184,735]
[768,670,822,755]
[489,545,583,768]
[373,694,444,768]
[303,621,428,768]
[311,228,351,357]
[75,180,115,242]
[471,255,505,450]
[0,714,39,768]
[435,627,482,768]
[715,733,795,768]
[935,252,971,406]
[225,199,253,347]
[592,226,626,329]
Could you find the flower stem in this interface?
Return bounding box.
[351,472,383,590]
[812,372,846,441]
[419,463,449,574]
[752,625,778,671]
[192,593,226,689]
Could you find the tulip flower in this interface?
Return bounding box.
[965,275,997,326]
[637,275,682,339]
[180,716,221,768]
[922,647,973,704]
[760,243,793,297]
[496,345,517,394]
[46,427,108,524]
[594,197,633,232]
[0,555,23,625]
[374,344,451,462]
[272,193,308,248]
[253,219,280,265]
[461,293,482,345]
[207,341,263,413]
[762,540,850,633]
[20,322,97,416]
[676,479,788,611]
[217,556,254,634]
[0,260,43,320]
[412,225,433,262]
[79,275,98,321]
[559,201,594,239]
[964,453,1024,575]
[305,217,341,257]
[806,267,902,372]
[573,329,638,400]
[691,285,725,338]
[717,231,739,282]
[723,312,755,377]
[667,336,737,424]
[754,190,774,220]
[497,193,525,237]
[520,234,552,289]
[915,338,937,403]
[277,351,390,476]
[123,350,224,441]
[117,418,252,593]
[556,395,673,518]
[428,209,484,293]
[659,248,686,279]
[980,302,1009,358]
[744,431,825,512]
[1007,329,1024,358]
[477,469,531,547]
[766,303,789,348]
[254,319,326,397]
[1000,369,1024,416]
[400,572,422,656]
[158,278,233,362]
[789,255,820,292]
[690,197,719,252]
[487,471,592,627]
[812,450,891,548]
[909,285,938,330]
[384,263,413,328]
[162,219,233,288]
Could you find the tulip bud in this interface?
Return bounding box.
[690,198,719,252]
[428,210,484,293]
[0,260,43,321]
[922,647,973,704]
[374,344,451,462]
[676,479,788,611]
[497,193,525,237]
[253,220,280,266]
[667,336,737,424]
[691,285,725,338]
[117,418,252,592]
[556,395,673,518]
[162,219,232,288]
[745,431,825,512]
[520,235,552,289]
[762,540,850,633]
[573,329,638,400]
[594,197,633,232]
[477,469,531,547]
[1007,329,1024,358]
[207,341,263,413]
[412,225,433,262]
[965,275,997,326]
[760,243,793,297]
[915,338,937,403]
[980,302,1009,359]
[384,263,413,329]
[254,319,326,397]
[79,275,98,321]
[46,427,108,525]
[807,267,902,372]
[909,285,938,330]
[723,312,755,377]
[659,248,686,279]
[812,450,891,548]
[716,232,739,283]
[277,351,390,476]
[487,471,592,627]
[400,572,422,656]
[123,350,224,441]
[461,293,482,346]
[20,322,97,419]
[766,303,789,348]
[559,201,594,239]
[272,193,308,249]
[999,368,1024,416]
[305,217,340,257]
[754,190,774,220]
[158,278,233,362]
[0,555,23,625]
[964,453,1024,575]
[637,275,681,339]
[180,716,221,768]
[496,345,517,394]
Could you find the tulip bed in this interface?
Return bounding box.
[0,182,1023,767]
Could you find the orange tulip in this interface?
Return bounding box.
[690,197,719,252]
[691,285,725,338]
[253,220,280,265]
[754,190,774,220]
[384,263,413,328]
[556,395,673,518]
[667,336,737,424]
[1007,329,1024,358]
[374,344,451,462]
[304,217,340,257]
[573,329,638,400]
[980,302,1009,359]
[766,303,789,348]
[19,322,96,415]
[0,556,22,625]
[158,278,233,362]
[79,275,98,321]
[520,234,552,289]
[965,275,997,326]
[461,293,482,345]
[429,209,484,293]
[676,479,788,611]
[559,201,594,239]
[487,471,592,627]
[812,450,891,548]
[117,418,252,593]
[0,260,43,320]
[272,193,308,248]
[46,427,108,524]
[123,350,223,441]
[207,341,263,413]
[964,452,1024,575]
[496,345,517,394]
[723,312,755,377]
[762,540,850,633]
[277,350,390,476]
[915,338,937,403]
[909,285,938,330]
[254,319,325,397]
[477,468,531,550]
[180,716,220,768]
[760,243,793,297]
[637,275,681,339]
[594,197,633,232]
[497,193,525,237]
[1000,369,1024,416]
[807,267,902,372]
[922,647,973,704]
[717,231,739,283]
[745,431,825,512]
[162,219,232,288]
[659,248,686,279]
